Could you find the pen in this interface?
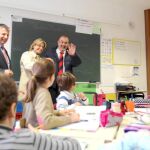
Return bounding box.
[86,112,96,115]
[80,120,88,122]
[113,124,120,140]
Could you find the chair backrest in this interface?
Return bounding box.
[133,92,144,99]
[93,93,106,106]
[16,101,23,120]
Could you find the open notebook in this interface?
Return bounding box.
[59,106,106,131]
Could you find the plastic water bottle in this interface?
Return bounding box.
[14,120,21,131]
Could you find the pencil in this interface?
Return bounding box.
[113,124,120,140]
[104,124,120,143]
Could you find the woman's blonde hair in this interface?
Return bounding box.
[29,38,47,51]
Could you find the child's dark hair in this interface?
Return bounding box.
[24,58,55,103]
[57,72,76,91]
[0,74,17,121]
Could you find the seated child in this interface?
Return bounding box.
[0,74,81,150]
[23,58,80,129]
[56,72,88,110]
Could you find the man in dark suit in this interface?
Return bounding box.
[0,24,13,77]
[44,35,81,104]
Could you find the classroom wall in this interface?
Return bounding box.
[0,0,149,95]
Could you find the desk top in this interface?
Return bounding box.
[40,106,115,150]
[40,126,118,150]
[40,108,145,150]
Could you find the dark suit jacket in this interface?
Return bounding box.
[44,47,81,75]
[0,47,11,72]
[44,47,82,104]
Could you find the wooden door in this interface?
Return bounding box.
[145,9,150,95]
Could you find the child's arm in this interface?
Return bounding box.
[56,99,69,110]
[76,92,89,105]
[76,92,87,100]
[56,95,79,110]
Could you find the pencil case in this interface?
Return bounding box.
[100,110,123,127]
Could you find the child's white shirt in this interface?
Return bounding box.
[56,91,87,110]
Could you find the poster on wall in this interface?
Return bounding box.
[101,38,112,65]
[112,38,141,66]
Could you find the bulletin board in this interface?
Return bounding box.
[112,38,141,66]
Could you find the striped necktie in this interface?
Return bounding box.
[58,51,64,76]
[1,46,10,68]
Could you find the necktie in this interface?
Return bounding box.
[1,46,10,69]
[58,51,64,76]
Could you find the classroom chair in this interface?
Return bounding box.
[16,101,23,120]
[133,92,144,99]
[93,93,106,106]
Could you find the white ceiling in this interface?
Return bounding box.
[0,0,150,24]
[0,0,150,12]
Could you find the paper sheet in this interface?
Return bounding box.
[59,106,106,131]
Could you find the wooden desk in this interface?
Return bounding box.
[40,108,143,150]
[40,106,118,150]
[40,126,118,150]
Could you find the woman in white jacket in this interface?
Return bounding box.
[18,38,46,99]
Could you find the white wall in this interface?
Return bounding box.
[0,0,149,94]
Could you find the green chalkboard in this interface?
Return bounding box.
[11,18,100,82]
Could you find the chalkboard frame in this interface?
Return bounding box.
[11,18,100,82]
